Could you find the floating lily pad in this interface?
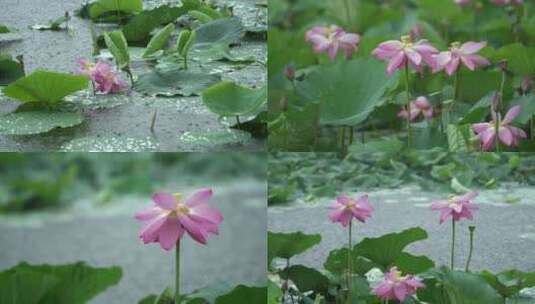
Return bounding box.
[202,81,266,116]
[2,70,88,104]
[65,92,131,110]
[178,129,252,149]
[0,111,84,135]
[190,44,255,63]
[135,69,221,97]
[194,17,244,48]
[60,136,159,152]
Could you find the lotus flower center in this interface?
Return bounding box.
[451,41,461,49]
[401,35,413,48]
[172,193,190,216]
[390,269,403,282]
[447,195,460,208]
[346,198,359,209]
[326,26,340,42]
[175,203,190,215]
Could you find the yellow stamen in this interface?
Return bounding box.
[401,35,413,48]
[171,193,190,216]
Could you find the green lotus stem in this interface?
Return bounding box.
[347,219,352,304]
[530,117,534,140]
[126,68,134,87]
[236,115,241,126]
[495,68,507,152]
[453,70,460,109]
[465,226,475,272]
[338,127,344,150]
[150,110,157,133]
[404,62,412,148]
[284,258,292,303]
[175,240,181,304]
[349,126,354,145]
[115,0,121,24]
[451,218,456,270]
[183,54,188,70]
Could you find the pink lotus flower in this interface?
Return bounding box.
[433,41,490,75]
[398,96,434,121]
[493,0,523,5]
[472,105,527,151]
[373,267,425,302]
[75,58,127,94]
[328,194,373,226]
[135,189,223,250]
[372,35,438,75]
[76,58,95,76]
[431,192,479,224]
[305,25,360,61]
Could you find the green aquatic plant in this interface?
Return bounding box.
[176,29,197,70]
[103,30,133,85]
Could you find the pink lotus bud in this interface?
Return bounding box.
[280,96,288,112]
[284,64,295,81]
[521,76,532,95]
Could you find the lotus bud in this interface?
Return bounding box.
[284,64,295,82]
[521,76,532,95]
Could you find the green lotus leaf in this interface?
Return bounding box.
[0,111,84,135]
[0,54,24,85]
[0,262,122,304]
[202,81,266,116]
[297,58,399,126]
[135,69,221,97]
[2,70,88,104]
[142,23,175,58]
[214,285,266,304]
[88,0,143,19]
[103,30,130,69]
[419,267,502,304]
[268,231,321,264]
[122,1,203,42]
[352,227,434,273]
[279,265,329,296]
[194,17,244,49]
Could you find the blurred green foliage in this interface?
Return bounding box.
[268,143,535,205]
[0,153,266,212]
